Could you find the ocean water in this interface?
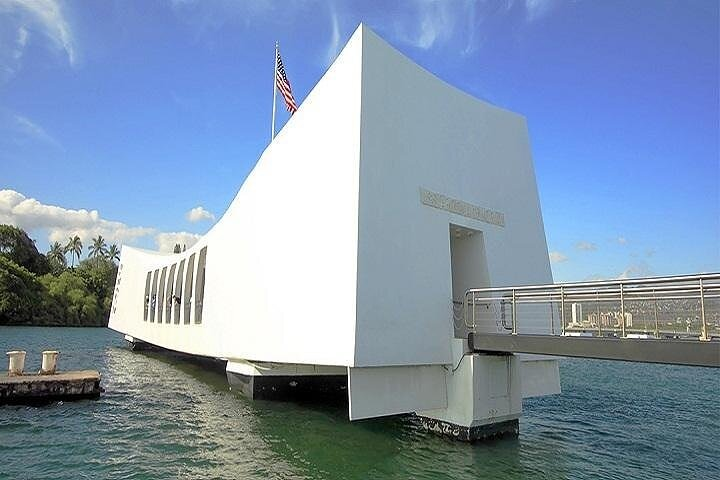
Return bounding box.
[0,326,717,480]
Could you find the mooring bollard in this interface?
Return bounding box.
[39,350,60,375]
[6,351,26,376]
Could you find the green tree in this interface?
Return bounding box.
[40,271,102,326]
[0,224,50,275]
[88,235,108,261]
[0,256,44,324]
[76,256,117,314]
[107,243,120,263]
[173,243,181,254]
[65,235,83,267]
[46,241,67,273]
[0,227,116,327]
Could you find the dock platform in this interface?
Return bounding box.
[0,370,102,405]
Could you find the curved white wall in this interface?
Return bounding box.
[109,25,553,372]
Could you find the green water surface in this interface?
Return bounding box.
[0,327,717,479]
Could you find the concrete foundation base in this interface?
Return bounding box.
[416,416,519,442]
[417,343,524,442]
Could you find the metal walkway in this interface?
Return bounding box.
[468,333,719,367]
[461,273,720,368]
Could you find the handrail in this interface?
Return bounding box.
[461,272,719,341]
[464,272,720,294]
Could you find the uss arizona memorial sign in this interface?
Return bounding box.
[419,187,505,227]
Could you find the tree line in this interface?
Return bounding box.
[0,225,119,327]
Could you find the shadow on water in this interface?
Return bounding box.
[129,348,230,390]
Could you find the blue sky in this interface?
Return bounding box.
[0,0,718,281]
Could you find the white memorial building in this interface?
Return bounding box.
[109,25,560,441]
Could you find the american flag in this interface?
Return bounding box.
[275,47,298,114]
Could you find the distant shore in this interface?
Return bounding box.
[1,225,118,329]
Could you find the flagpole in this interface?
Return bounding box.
[271,41,278,142]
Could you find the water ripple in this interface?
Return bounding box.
[0,326,718,480]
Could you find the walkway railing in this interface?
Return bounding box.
[463,273,720,341]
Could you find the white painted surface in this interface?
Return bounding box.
[109,25,559,421]
[110,28,364,366]
[40,351,59,375]
[355,27,553,367]
[226,360,346,377]
[6,351,26,376]
[348,365,447,420]
[626,333,653,339]
[520,359,561,398]
[418,350,523,428]
[451,226,491,302]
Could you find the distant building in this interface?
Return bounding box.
[610,311,633,328]
[571,303,583,326]
[586,311,633,328]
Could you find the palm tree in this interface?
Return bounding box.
[65,235,83,267]
[47,241,67,268]
[88,235,108,261]
[107,243,120,263]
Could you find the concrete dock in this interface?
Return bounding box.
[0,370,102,405]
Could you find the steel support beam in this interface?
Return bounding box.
[468,333,720,368]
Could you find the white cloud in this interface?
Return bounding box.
[10,113,61,149]
[387,0,559,53]
[1,26,26,80]
[155,231,201,253]
[392,0,474,51]
[324,5,341,67]
[0,189,206,254]
[0,189,154,247]
[185,206,215,223]
[617,236,628,245]
[575,241,597,251]
[524,0,557,23]
[617,262,653,280]
[14,25,28,59]
[167,0,290,36]
[549,251,568,264]
[0,0,76,81]
[584,274,607,281]
[163,1,563,73]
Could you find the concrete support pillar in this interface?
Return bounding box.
[417,341,522,442]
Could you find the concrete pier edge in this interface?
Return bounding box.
[0,370,102,405]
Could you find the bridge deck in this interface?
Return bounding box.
[468,333,720,368]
